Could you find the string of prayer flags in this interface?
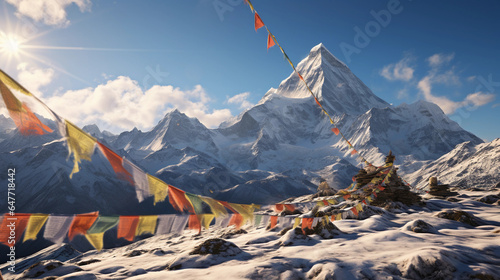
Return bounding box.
[68,212,98,241]
[254,13,264,31]
[0,79,53,135]
[135,215,157,237]
[65,120,96,178]
[122,158,150,203]
[147,175,169,205]
[168,185,195,214]
[43,215,74,244]
[200,196,228,218]
[97,142,133,185]
[0,213,31,245]
[117,216,139,241]
[23,214,49,242]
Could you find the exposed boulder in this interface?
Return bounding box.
[435,209,484,227]
[190,238,242,257]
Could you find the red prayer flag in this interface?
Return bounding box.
[274,204,284,212]
[284,204,295,212]
[117,216,139,241]
[188,215,201,234]
[68,212,98,241]
[0,213,31,245]
[378,186,385,191]
[228,214,244,230]
[267,32,275,49]
[298,73,304,81]
[351,207,358,216]
[351,149,358,155]
[168,185,195,214]
[97,142,133,185]
[0,80,53,135]
[331,127,340,135]
[343,194,351,200]
[254,13,264,31]
[323,200,329,206]
[270,216,278,229]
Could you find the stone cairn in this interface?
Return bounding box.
[427,177,458,197]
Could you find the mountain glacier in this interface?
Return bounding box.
[0,43,495,216]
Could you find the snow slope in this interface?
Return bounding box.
[2,189,499,279]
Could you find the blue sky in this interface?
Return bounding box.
[0,0,499,141]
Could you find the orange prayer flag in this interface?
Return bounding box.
[0,80,53,135]
[314,97,322,108]
[228,214,244,230]
[343,194,351,200]
[298,73,304,81]
[267,32,275,49]
[117,216,139,241]
[351,149,358,155]
[68,212,98,241]
[323,200,329,206]
[331,127,340,135]
[168,185,195,214]
[0,213,31,245]
[378,186,385,191]
[284,204,295,212]
[330,215,336,222]
[274,204,284,212]
[269,216,278,229]
[301,217,314,233]
[188,215,201,234]
[97,142,133,185]
[254,13,264,31]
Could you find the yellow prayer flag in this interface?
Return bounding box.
[336,213,342,221]
[147,175,168,205]
[23,214,48,242]
[293,217,300,229]
[0,69,32,96]
[200,196,227,218]
[367,196,373,202]
[228,203,255,224]
[356,203,364,212]
[327,199,337,205]
[66,120,96,178]
[135,215,157,236]
[316,201,324,207]
[85,232,104,251]
[199,214,215,230]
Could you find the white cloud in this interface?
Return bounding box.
[427,53,454,68]
[17,63,54,96]
[46,76,233,132]
[397,88,409,99]
[227,92,254,110]
[417,75,495,114]
[6,0,91,27]
[380,57,414,82]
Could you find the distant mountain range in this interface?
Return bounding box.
[0,43,495,215]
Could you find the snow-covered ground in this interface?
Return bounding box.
[3,189,499,280]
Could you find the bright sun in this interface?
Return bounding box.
[0,33,22,55]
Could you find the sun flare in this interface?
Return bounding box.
[0,33,22,55]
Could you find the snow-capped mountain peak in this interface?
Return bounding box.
[273,43,389,115]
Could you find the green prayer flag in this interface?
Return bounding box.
[87,216,119,234]
[185,193,204,214]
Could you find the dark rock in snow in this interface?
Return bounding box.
[190,238,242,257]
[435,209,484,227]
